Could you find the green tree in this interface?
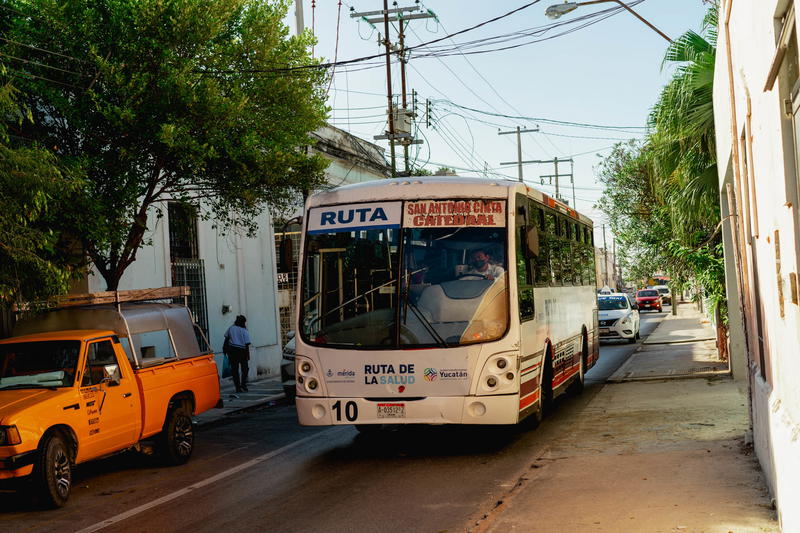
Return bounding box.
[0,71,84,305]
[4,0,329,290]
[597,5,725,318]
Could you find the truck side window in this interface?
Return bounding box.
[134,330,177,365]
[82,340,122,387]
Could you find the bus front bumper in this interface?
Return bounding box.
[296,395,523,426]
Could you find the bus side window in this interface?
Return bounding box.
[541,211,557,286]
[515,194,534,321]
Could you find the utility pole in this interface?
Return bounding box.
[352,3,433,177]
[533,157,574,203]
[294,0,304,34]
[498,127,540,182]
[612,238,617,289]
[602,224,608,287]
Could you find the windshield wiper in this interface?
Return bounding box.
[0,383,59,391]
[402,296,449,348]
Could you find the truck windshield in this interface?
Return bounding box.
[0,341,81,389]
[301,200,509,349]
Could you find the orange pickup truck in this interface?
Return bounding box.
[0,288,221,507]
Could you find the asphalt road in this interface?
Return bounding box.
[0,310,668,533]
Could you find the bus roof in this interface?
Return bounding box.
[307,176,594,225]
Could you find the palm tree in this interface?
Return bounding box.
[648,5,719,244]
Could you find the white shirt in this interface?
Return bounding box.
[464,263,504,280]
[225,325,251,348]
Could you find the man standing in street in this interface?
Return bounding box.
[224,315,251,393]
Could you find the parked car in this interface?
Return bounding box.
[636,289,663,312]
[598,293,641,344]
[280,332,296,400]
[652,285,672,305]
[0,288,221,508]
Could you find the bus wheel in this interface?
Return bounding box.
[541,353,554,416]
[355,424,382,434]
[568,343,586,396]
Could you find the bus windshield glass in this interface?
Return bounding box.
[301,200,509,349]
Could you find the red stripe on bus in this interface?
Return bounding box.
[521,363,540,376]
[519,390,540,410]
[552,363,580,388]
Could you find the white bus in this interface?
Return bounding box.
[294,177,598,428]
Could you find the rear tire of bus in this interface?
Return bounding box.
[541,352,554,416]
[568,339,587,396]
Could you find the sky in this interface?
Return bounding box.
[287,0,711,245]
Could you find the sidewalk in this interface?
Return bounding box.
[474,302,779,533]
[193,374,286,427]
[608,302,729,382]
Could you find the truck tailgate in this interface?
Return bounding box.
[135,355,220,439]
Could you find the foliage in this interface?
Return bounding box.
[0,70,85,305]
[4,0,329,289]
[596,4,726,318]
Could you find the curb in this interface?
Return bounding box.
[642,336,716,345]
[606,369,730,384]
[195,392,287,428]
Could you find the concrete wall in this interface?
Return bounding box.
[714,1,800,529]
[88,205,282,380]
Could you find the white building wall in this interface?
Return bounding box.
[88,205,282,380]
[714,1,800,529]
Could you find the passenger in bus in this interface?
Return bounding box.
[464,249,504,281]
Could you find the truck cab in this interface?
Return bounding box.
[0,288,220,507]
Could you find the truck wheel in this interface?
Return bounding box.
[159,406,194,465]
[33,432,72,508]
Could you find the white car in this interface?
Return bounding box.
[652,285,672,305]
[598,292,641,344]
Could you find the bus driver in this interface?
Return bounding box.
[464,248,504,281]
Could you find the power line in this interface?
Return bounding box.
[434,99,647,131]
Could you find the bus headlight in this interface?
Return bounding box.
[477,352,519,395]
[296,356,324,396]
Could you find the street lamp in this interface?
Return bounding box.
[545,0,672,43]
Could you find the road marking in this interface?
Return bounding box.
[76,428,340,533]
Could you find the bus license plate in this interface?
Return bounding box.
[377,403,405,418]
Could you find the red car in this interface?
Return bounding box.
[636,289,663,312]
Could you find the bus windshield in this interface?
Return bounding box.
[301,202,509,349]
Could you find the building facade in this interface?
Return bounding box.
[714,1,800,529]
[82,203,284,381]
[77,125,389,380]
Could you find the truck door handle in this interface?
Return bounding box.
[122,392,132,398]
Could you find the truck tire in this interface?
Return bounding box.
[158,406,194,465]
[33,432,72,508]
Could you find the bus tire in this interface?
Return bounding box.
[355,424,382,434]
[33,431,72,508]
[541,352,555,416]
[568,342,586,396]
[158,405,194,465]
